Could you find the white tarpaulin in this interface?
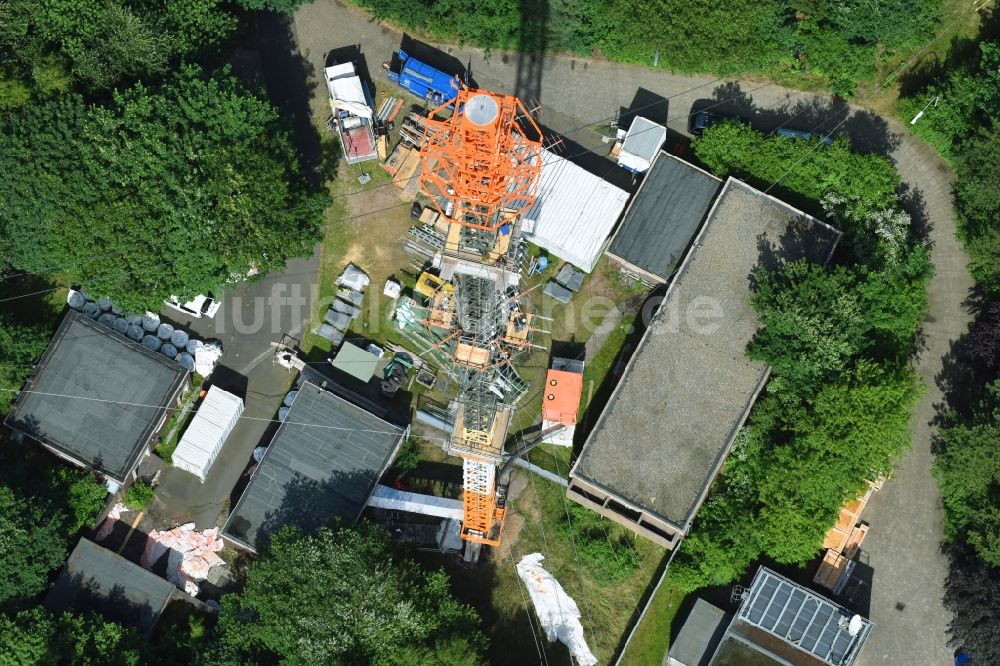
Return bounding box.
[522,149,630,273]
[516,553,598,665]
[172,386,244,481]
[325,63,372,119]
[336,263,370,292]
[192,340,223,377]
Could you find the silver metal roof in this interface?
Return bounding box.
[621,116,667,162]
[737,568,873,666]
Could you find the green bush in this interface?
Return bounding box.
[693,122,899,219]
[558,502,639,581]
[667,125,928,592]
[351,0,943,94]
[124,480,155,510]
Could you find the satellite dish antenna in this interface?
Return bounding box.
[847,614,864,637]
[465,93,499,126]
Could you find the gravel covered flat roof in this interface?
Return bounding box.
[572,178,841,528]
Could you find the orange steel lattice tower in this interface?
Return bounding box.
[417,88,544,548]
[419,89,544,232]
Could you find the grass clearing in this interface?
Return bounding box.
[153,375,203,463]
[619,582,688,666]
[478,470,666,665]
[861,3,985,117]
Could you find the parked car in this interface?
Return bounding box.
[164,294,221,319]
[689,110,750,137]
[775,127,834,145]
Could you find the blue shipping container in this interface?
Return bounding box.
[395,49,460,104]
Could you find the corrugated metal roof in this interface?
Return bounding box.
[4,311,188,483]
[222,382,404,551]
[735,568,873,666]
[172,386,243,481]
[45,538,176,633]
[607,152,722,282]
[522,149,630,272]
[619,117,667,171]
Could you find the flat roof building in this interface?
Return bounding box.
[569,178,840,548]
[222,381,406,552]
[45,538,179,633]
[4,310,189,484]
[670,567,874,666]
[606,151,722,284]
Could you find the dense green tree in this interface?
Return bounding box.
[757,363,920,563]
[0,0,238,102]
[749,260,866,396]
[694,122,899,219]
[748,248,931,398]
[211,524,486,665]
[954,126,1000,292]
[0,486,69,607]
[0,66,327,310]
[0,607,147,665]
[0,313,51,411]
[353,0,943,95]
[935,381,1000,566]
[900,40,1000,160]
[670,362,920,589]
[0,438,107,608]
[667,430,764,590]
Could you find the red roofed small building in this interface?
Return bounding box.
[541,358,584,446]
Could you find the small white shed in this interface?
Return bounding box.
[521,149,630,272]
[172,386,244,481]
[617,116,667,173]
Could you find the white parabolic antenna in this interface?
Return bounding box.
[847,614,864,637]
[465,94,499,126]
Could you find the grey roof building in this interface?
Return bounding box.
[45,538,179,633]
[222,381,407,552]
[569,178,841,548]
[669,567,873,666]
[606,151,722,284]
[4,310,189,484]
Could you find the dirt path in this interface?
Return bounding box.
[293,4,970,661]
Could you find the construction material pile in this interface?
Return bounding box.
[140,523,225,596]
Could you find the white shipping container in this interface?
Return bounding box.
[172,386,244,481]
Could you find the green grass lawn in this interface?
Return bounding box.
[619,581,689,666]
[483,469,666,665]
[153,375,203,463]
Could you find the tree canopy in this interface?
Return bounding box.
[667,126,929,591]
[354,0,944,95]
[0,313,51,412]
[0,65,327,311]
[0,607,148,666]
[211,524,487,665]
[693,122,899,221]
[898,24,1000,292]
[0,440,107,609]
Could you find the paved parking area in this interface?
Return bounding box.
[151,252,318,528]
